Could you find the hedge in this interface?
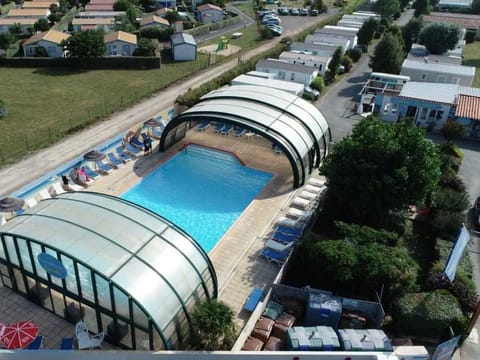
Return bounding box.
[393,290,467,338]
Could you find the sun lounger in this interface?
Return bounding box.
[214,122,225,133]
[25,198,38,209]
[305,184,326,194]
[291,196,316,209]
[151,127,163,139]
[96,160,114,174]
[38,188,51,200]
[67,176,85,191]
[50,181,66,196]
[82,165,100,179]
[234,127,246,137]
[60,337,74,350]
[130,136,144,148]
[261,248,291,266]
[116,146,134,161]
[272,230,299,244]
[1,216,7,225]
[298,191,319,201]
[108,152,125,166]
[196,120,210,131]
[308,177,326,187]
[221,123,233,135]
[265,239,294,253]
[124,142,141,155]
[287,208,314,219]
[275,225,303,237]
[26,336,45,350]
[243,287,264,312]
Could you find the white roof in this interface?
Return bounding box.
[399,82,460,104]
[438,0,472,6]
[401,59,475,77]
[231,74,304,95]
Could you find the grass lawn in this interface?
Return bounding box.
[462,41,480,87]
[0,54,209,164]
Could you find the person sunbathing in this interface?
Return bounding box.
[61,175,74,192]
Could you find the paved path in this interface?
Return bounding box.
[0,13,332,198]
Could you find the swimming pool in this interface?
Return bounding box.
[122,145,273,252]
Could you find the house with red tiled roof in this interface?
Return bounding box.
[71,17,115,32]
[22,29,70,57]
[196,3,224,23]
[104,31,137,56]
[0,18,36,34]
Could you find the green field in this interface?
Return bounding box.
[0,54,209,165]
[462,41,480,87]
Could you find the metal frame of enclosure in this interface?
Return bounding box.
[159,85,332,188]
[0,192,217,350]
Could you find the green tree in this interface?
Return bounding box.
[34,18,50,32]
[373,0,400,18]
[320,116,442,228]
[341,55,353,72]
[114,14,137,32]
[310,75,324,93]
[164,10,181,25]
[8,23,22,36]
[311,0,327,12]
[473,0,480,14]
[190,299,237,350]
[441,122,465,142]
[113,0,130,11]
[413,0,430,17]
[138,0,156,11]
[402,17,423,52]
[327,46,342,81]
[418,22,460,55]
[369,32,404,73]
[0,32,15,49]
[357,17,379,46]
[62,29,106,58]
[132,38,156,56]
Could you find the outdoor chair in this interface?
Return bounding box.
[243,287,264,312]
[38,188,51,200]
[96,160,114,174]
[275,225,304,237]
[277,215,309,229]
[90,332,104,349]
[221,123,233,135]
[25,197,38,209]
[234,127,246,137]
[196,121,210,131]
[1,216,6,226]
[116,147,134,161]
[261,247,291,266]
[50,181,66,196]
[304,184,326,194]
[82,165,100,179]
[308,177,326,187]
[124,142,141,156]
[26,336,45,350]
[130,136,144,149]
[107,152,125,166]
[272,230,299,244]
[291,196,317,210]
[75,321,104,350]
[265,239,294,253]
[298,190,319,201]
[60,337,74,350]
[151,127,163,139]
[214,122,225,133]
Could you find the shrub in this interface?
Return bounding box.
[302,92,315,101]
[430,209,465,241]
[0,32,15,50]
[335,221,399,246]
[441,122,465,141]
[393,290,467,338]
[340,55,353,72]
[439,174,466,192]
[310,75,324,92]
[439,142,464,160]
[347,48,362,62]
[440,153,460,175]
[373,31,382,39]
[260,26,274,40]
[465,29,476,44]
[432,188,470,213]
[0,99,7,119]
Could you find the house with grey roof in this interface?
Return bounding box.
[313,26,358,49]
[289,42,337,58]
[255,59,318,87]
[304,34,350,54]
[171,32,197,61]
[400,58,475,86]
[279,51,331,76]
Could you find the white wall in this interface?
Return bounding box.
[255,66,317,86]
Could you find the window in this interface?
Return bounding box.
[290,73,295,81]
[318,64,322,71]
[421,73,427,80]
[437,75,447,83]
[278,71,285,80]
[383,103,390,113]
[391,103,398,113]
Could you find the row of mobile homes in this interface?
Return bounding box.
[400,59,475,86]
[0,18,36,34]
[279,51,331,76]
[424,12,480,40]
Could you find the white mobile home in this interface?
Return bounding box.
[231,74,304,96]
[290,42,337,57]
[314,26,358,49]
[256,59,318,87]
[400,59,475,86]
[0,18,36,34]
[279,51,331,76]
[304,35,350,54]
[337,20,364,29]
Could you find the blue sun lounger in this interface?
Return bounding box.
[243,287,264,312]
[221,123,234,135]
[130,136,144,148]
[26,336,45,350]
[234,127,246,137]
[82,165,100,179]
[272,230,300,244]
[197,121,210,131]
[275,225,304,238]
[124,142,141,155]
[261,248,290,266]
[60,337,74,350]
[151,127,163,139]
[96,160,114,173]
[108,152,125,166]
[116,147,133,161]
[214,122,225,133]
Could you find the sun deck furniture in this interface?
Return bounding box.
[272,230,299,244]
[234,127,246,137]
[89,332,104,349]
[242,336,264,351]
[66,176,85,191]
[1,216,6,226]
[25,197,38,209]
[221,123,233,135]
[275,225,303,237]
[265,239,294,252]
[304,184,326,194]
[50,181,66,196]
[26,336,45,350]
[38,188,51,200]
[124,142,141,155]
[107,152,125,166]
[287,208,314,219]
[151,127,163,139]
[261,247,291,265]
[214,122,225,133]
[298,191,319,201]
[243,287,264,312]
[196,120,210,131]
[75,321,104,350]
[291,196,316,209]
[60,337,74,350]
[277,216,308,229]
[96,160,114,173]
[130,136,144,149]
[116,146,134,161]
[308,177,326,187]
[82,165,100,179]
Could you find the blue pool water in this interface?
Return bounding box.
[122,145,273,252]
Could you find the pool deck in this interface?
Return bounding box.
[0,125,309,348]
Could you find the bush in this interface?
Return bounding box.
[0,99,7,119]
[335,221,400,246]
[439,174,466,192]
[260,26,274,40]
[440,142,464,160]
[340,55,353,72]
[310,75,324,92]
[393,290,467,338]
[440,153,461,175]
[302,92,315,101]
[347,48,362,62]
[430,209,465,240]
[373,31,382,39]
[432,188,470,213]
[441,122,465,141]
[465,29,476,44]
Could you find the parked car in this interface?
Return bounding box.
[310,9,319,16]
[263,17,281,25]
[265,24,283,36]
[290,8,300,15]
[262,14,280,21]
[300,8,309,16]
[278,7,289,15]
[304,86,320,99]
[259,10,276,18]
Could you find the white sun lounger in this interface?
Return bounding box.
[305,184,326,194]
[1,216,6,226]
[288,208,314,219]
[298,191,319,201]
[25,198,38,209]
[38,188,51,200]
[308,177,326,187]
[265,239,294,253]
[291,196,314,209]
[50,182,66,196]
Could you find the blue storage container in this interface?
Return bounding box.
[304,293,342,328]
